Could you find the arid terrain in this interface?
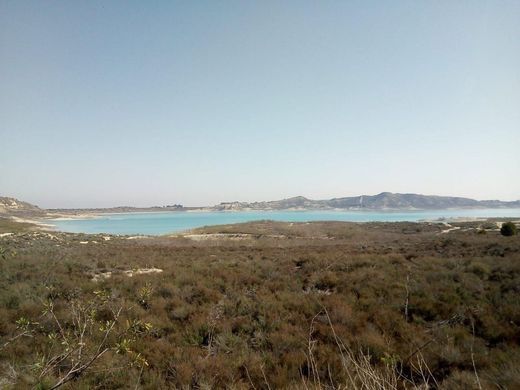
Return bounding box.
[0,218,519,389]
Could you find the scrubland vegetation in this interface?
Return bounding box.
[501,221,517,237]
[0,218,519,389]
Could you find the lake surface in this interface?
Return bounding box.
[49,209,520,235]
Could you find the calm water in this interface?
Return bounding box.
[49,209,520,235]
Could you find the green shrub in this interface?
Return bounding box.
[501,222,517,237]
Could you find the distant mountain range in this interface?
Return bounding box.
[212,192,520,211]
[1,193,520,218]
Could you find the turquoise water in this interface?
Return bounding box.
[49,209,520,235]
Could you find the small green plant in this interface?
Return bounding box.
[137,283,154,309]
[127,318,153,335]
[500,221,517,236]
[380,352,401,368]
[0,246,15,261]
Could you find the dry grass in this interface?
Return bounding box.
[0,219,519,389]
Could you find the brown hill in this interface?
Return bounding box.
[0,197,47,218]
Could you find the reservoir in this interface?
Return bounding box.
[49,208,520,235]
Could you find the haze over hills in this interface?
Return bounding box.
[213,192,520,211]
[1,193,520,218]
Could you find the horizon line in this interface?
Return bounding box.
[3,191,520,210]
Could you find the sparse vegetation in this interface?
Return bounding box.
[0,218,519,388]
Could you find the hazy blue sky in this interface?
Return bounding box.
[1,1,519,207]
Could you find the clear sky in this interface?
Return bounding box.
[1,1,519,208]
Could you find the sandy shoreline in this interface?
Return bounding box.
[10,216,56,229]
[47,213,100,221]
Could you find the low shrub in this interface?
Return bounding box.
[501,221,517,236]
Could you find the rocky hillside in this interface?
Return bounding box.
[213,196,324,211]
[0,197,47,218]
